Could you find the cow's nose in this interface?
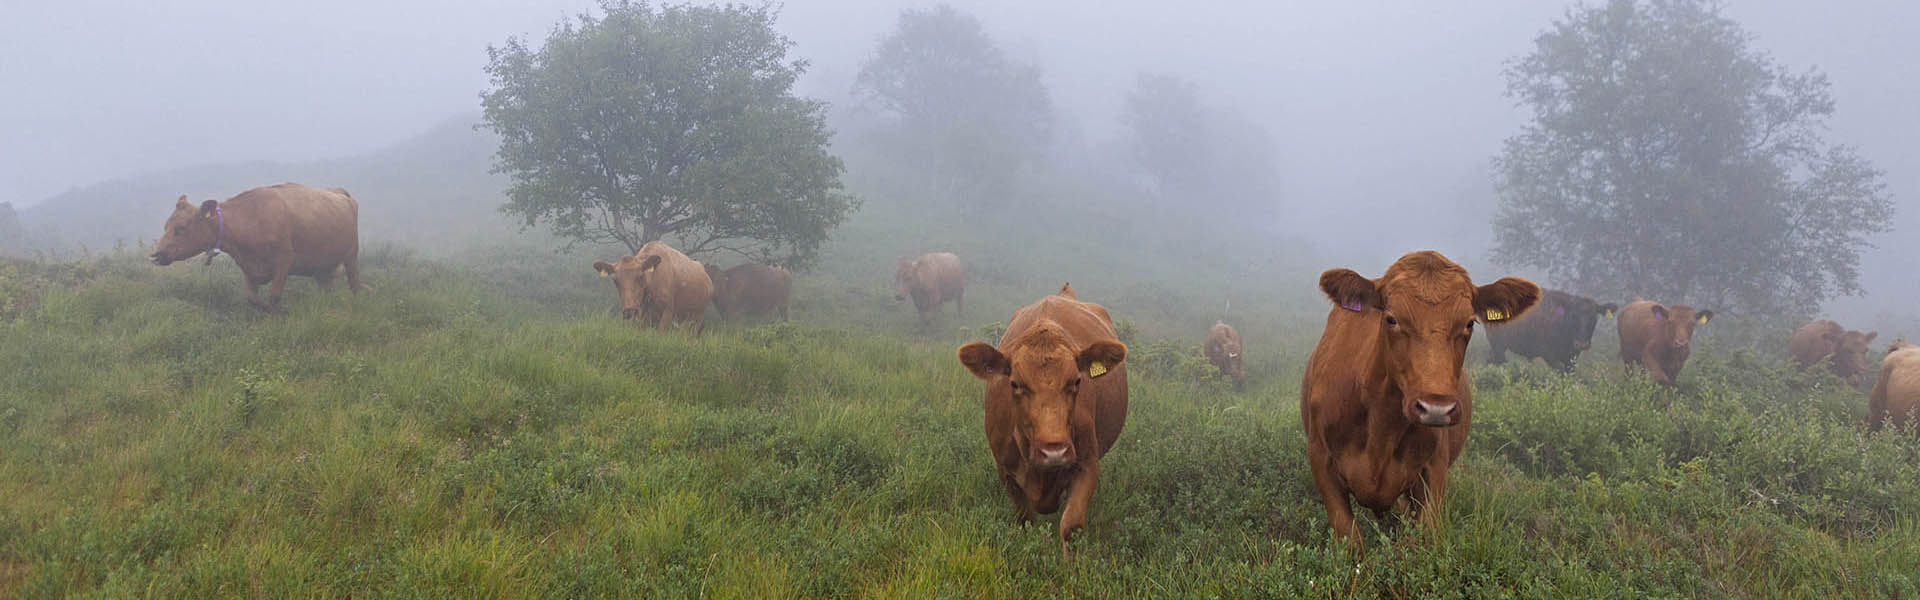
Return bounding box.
[622,308,639,319]
[1413,398,1459,426]
[1036,441,1072,465]
[149,252,170,266]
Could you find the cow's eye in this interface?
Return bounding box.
[1466,321,1475,333]
[1009,381,1024,393]
[1385,315,1399,327]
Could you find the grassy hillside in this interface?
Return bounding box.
[2,248,1917,598]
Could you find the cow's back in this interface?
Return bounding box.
[1875,348,1920,430]
[999,295,1127,455]
[1486,292,1560,357]
[725,264,791,313]
[1789,320,1843,367]
[923,252,964,300]
[227,183,359,270]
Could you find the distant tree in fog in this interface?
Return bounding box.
[0,203,26,254]
[1121,73,1280,217]
[1493,0,1892,317]
[481,1,857,267]
[853,4,1053,208]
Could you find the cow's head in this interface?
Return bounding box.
[1891,338,1914,354]
[1320,251,1538,427]
[1648,304,1712,349]
[893,259,918,301]
[1831,328,1879,382]
[150,195,220,266]
[593,253,664,320]
[1548,292,1618,353]
[958,329,1126,468]
[1210,332,1244,383]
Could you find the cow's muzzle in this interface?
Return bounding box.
[150,252,173,266]
[1412,397,1460,427]
[1033,441,1074,467]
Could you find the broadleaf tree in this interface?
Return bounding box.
[1121,73,1280,218]
[853,4,1053,207]
[1492,0,1891,317]
[482,0,856,267]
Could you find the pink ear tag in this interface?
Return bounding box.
[1341,300,1365,312]
[1555,306,1565,317]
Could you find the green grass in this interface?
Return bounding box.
[2,251,1917,598]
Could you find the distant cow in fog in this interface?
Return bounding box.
[594,241,713,336]
[895,252,964,324]
[1869,339,1920,433]
[1616,300,1713,387]
[1484,289,1616,372]
[1204,321,1244,387]
[1301,250,1538,549]
[149,183,361,313]
[1789,320,1877,386]
[706,263,792,321]
[957,283,1127,557]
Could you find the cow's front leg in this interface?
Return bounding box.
[1057,461,1099,558]
[999,473,1035,526]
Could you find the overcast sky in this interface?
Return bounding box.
[4,0,1914,310]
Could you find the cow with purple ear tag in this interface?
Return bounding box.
[1483,289,1618,372]
[1615,300,1714,386]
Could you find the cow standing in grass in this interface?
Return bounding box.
[594,241,713,336]
[1300,250,1538,550]
[706,263,792,321]
[149,183,362,313]
[1616,300,1713,387]
[896,252,963,325]
[1789,320,1877,387]
[957,283,1127,557]
[1204,321,1245,387]
[1869,339,1920,433]
[1484,289,1616,372]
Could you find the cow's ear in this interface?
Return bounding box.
[1077,340,1127,379]
[1650,305,1669,321]
[199,200,219,219]
[1058,282,1076,299]
[176,194,191,209]
[1865,331,1879,343]
[593,260,616,277]
[1474,277,1540,323]
[1319,268,1380,312]
[1599,303,1619,319]
[639,255,663,274]
[1693,310,1713,325]
[957,342,1009,381]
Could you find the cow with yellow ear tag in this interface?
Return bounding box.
[1615,300,1714,386]
[956,282,1128,558]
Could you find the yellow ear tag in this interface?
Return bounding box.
[1484,308,1508,322]
[1604,309,1614,319]
[645,266,656,274]
[599,271,609,278]
[1088,362,1108,378]
[1696,315,1708,325]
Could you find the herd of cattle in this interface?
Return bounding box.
[151,183,1920,555]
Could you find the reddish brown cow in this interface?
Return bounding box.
[1788,320,1877,386]
[1204,321,1245,387]
[1869,339,1920,432]
[594,241,714,336]
[1301,250,1538,548]
[1616,300,1714,386]
[149,183,362,312]
[705,263,792,321]
[896,252,964,324]
[957,283,1128,557]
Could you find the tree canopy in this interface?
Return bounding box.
[1492,0,1892,317]
[482,0,856,267]
[1121,73,1280,218]
[853,4,1053,207]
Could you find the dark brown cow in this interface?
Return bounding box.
[895,252,964,324]
[1301,250,1538,549]
[1616,300,1713,386]
[957,283,1128,557]
[149,183,362,312]
[705,263,792,321]
[1788,320,1877,386]
[594,241,714,335]
[1868,339,1920,433]
[1204,321,1245,387]
[1484,289,1617,372]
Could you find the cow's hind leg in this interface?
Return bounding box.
[314,267,337,291]
[345,253,364,293]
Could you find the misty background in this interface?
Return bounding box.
[3,0,1913,321]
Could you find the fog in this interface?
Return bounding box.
[3,0,1914,318]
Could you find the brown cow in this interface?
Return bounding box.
[895,252,964,324]
[1301,250,1538,549]
[1869,339,1920,433]
[149,183,361,312]
[1788,320,1877,386]
[1616,300,1714,386]
[957,283,1128,557]
[1204,321,1245,387]
[705,263,792,321]
[594,241,713,335]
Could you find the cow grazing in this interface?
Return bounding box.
[957,283,1128,556]
[1301,250,1538,548]
[1789,320,1877,386]
[593,241,714,335]
[149,183,362,313]
[1868,339,1920,433]
[1484,289,1617,372]
[1615,300,1713,386]
[705,263,792,321]
[895,252,964,324]
[1204,321,1245,387]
